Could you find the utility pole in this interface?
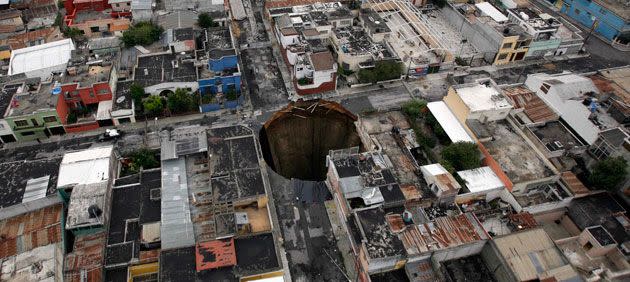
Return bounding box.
[583,17,598,44]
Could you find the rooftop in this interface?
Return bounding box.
[427,101,474,143]
[567,193,628,245]
[492,228,580,281]
[360,9,390,34]
[112,80,133,111]
[475,2,508,23]
[480,121,554,184]
[207,125,265,203]
[57,145,113,188]
[134,53,198,86]
[400,213,488,255]
[508,8,560,31]
[333,26,394,59]
[195,238,237,271]
[202,28,236,60]
[453,81,512,112]
[3,78,60,118]
[66,181,109,229]
[503,86,558,123]
[525,72,607,145]
[355,207,405,259]
[457,166,505,194]
[530,121,586,152]
[308,51,335,71]
[8,38,75,76]
[0,156,61,208]
[161,157,195,250]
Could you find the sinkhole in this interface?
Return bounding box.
[259,100,362,181]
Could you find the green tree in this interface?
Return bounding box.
[129,148,159,173]
[402,99,427,120]
[167,88,195,114]
[440,141,481,172]
[358,61,404,83]
[198,12,219,29]
[64,27,84,41]
[589,157,628,191]
[122,22,163,47]
[143,95,164,116]
[225,89,238,101]
[130,83,145,112]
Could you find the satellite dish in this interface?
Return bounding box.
[116,96,126,103]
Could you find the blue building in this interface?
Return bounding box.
[197,28,241,98]
[557,0,630,43]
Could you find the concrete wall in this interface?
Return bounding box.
[526,38,562,58]
[209,55,238,72]
[441,6,501,63]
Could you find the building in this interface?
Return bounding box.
[269,3,348,94]
[109,0,131,13]
[57,146,116,235]
[110,80,136,125]
[589,127,629,160]
[0,26,64,51]
[131,0,154,21]
[456,166,505,202]
[482,228,581,281]
[63,0,131,37]
[524,72,618,145]
[164,27,196,53]
[0,9,25,39]
[444,78,513,130]
[506,7,583,58]
[426,101,475,143]
[133,52,199,96]
[420,163,461,205]
[7,39,75,79]
[557,0,630,45]
[590,67,630,125]
[444,2,532,65]
[158,125,286,281]
[197,27,242,109]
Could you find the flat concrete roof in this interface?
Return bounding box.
[8,39,75,76]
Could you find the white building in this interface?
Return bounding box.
[456,166,505,201]
[525,73,602,144]
[8,39,75,79]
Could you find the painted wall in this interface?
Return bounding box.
[560,0,630,41]
[198,74,242,95]
[526,38,562,57]
[209,55,238,72]
[6,110,63,141]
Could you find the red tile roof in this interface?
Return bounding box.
[195,238,237,272]
[504,86,558,123]
[0,204,63,259]
[309,51,335,71]
[507,212,538,230]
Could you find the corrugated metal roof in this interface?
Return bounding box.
[161,158,195,249]
[493,228,578,281]
[475,2,508,22]
[57,146,113,188]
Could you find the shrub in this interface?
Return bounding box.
[122,22,163,47]
[589,157,628,191]
[198,12,219,29]
[441,142,481,171]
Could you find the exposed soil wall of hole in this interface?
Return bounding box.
[260,100,362,181]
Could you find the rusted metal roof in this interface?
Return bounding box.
[399,184,421,202]
[504,86,558,123]
[400,213,487,255]
[0,204,63,259]
[507,212,538,230]
[64,232,106,282]
[560,171,590,197]
[386,214,406,233]
[195,238,237,272]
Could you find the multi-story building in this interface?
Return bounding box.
[557,0,630,45]
[444,2,532,65]
[506,7,584,58]
[63,0,131,37]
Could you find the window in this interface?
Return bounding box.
[540,83,551,94]
[14,120,28,127]
[502,42,513,49]
[575,8,580,15]
[21,131,35,136]
[116,3,120,7]
[43,116,57,123]
[99,89,109,95]
[497,53,508,60]
[583,242,593,251]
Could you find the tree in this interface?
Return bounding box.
[198,12,219,29]
[440,141,481,172]
[167,88,195,114]
[64,27,84,41]
[589,157,628,191]
[130,83,145,112]
[143,95,164,116]
[225,89,238,101]
[122,22,163,47]
[402,99,427,120]
[129,148,159,173]
[358,61,404,83]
